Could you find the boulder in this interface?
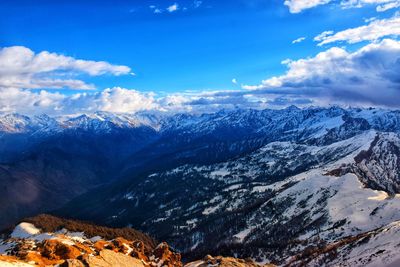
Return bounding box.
[40,239,81,260]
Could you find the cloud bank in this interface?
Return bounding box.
[0,87,159,115]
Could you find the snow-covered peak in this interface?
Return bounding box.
[0,107,398,137]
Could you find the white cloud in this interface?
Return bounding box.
[243,39,400,107]
[314,31,334,42]
[152,2,202,15]
[284,0,331,13]
[3,38,400,115]
[167,3,179,12]
[377,1,400,10]
[0,87,160,115]
[292,37,307,44]
[284,0,400,13]
[0,86,269,115]
[0,46,131,90]
[65,87,159,113]
[315,14,400,45]
[341,0,400,12]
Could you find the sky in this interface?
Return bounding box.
[0,0,399,115]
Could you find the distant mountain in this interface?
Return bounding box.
[1,107,400,266]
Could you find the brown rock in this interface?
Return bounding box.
[84,249,145,267]
[130,241,149,262]
[111,237,132,254]
[153,242,182,267]
[74,242,94,255]
[24,251,63,266]
[60,259,86,267]
[94,240,111,251]
[40,239,81,260]
[184,255,275,267]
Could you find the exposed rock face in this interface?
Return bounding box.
[327,133,400,194]
[61,259,86,267]
[40,239,82,261]
[0,256,33,267]
[185,255,275,267]
[353,133,400,194]
[153,242,182,267]
[83,249,145,267]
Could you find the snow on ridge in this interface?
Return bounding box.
[10,223,40,239]
[0,106,399,136]
[7,222,98,244]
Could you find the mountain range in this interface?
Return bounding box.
[1,106,400,266]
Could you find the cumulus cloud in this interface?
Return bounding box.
[243,39,400,107]
[315,14,400,45]
[0,46,131,90]
[64,87,159,113]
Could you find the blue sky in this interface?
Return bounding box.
[0,0,399,114]
[0,0,386,92]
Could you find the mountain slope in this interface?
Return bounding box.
[54,109,400,266]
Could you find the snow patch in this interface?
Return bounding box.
[11,223,40,239]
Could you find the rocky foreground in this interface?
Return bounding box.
[0,215,272,267]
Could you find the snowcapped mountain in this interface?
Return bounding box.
[1,106,400,266]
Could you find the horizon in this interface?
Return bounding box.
[0,104,399,118]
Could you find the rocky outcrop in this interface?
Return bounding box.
[82,249,145,267]
[327,133,400,194]
[6,234,181,267]
[0,255,33,267]
[0,216,182,267]
[0,216,269,267]
[185,255,275,267]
